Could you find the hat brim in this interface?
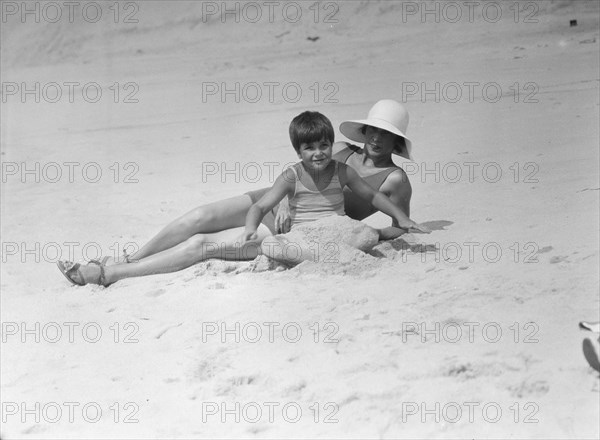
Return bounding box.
[339,118,413,160]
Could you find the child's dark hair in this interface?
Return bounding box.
[289,111,334,152]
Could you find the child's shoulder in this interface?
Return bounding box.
[279,163,302,185]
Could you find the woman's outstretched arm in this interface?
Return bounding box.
[342,164,429,233]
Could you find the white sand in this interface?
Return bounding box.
[1,1,599,438]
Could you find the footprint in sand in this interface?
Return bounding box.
[333,333,356,354]
[507,379,550,398]
[246,425,270,435]
[230,375,257,386]
[146,288,167,297]
[155,322,183,339]
[22,425,48,435]
[442,360,504,381]
[214,375,260,396]
[191,347,231,384]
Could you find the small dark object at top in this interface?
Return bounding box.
[570,19,577,27]
[307,36,320,42]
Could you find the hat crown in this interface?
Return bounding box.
[366,100,409,133]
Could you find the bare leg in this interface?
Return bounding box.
[73,226,271,285]
[123,195,253,263]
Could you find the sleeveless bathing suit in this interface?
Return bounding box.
[244,144,399,232]
[333,144,400,220]
[288,161,345,227]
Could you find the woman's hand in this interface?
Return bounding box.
[396,218,431,234]
[275,197,292,233]
[377,226,406,240]
[410,223,432,233]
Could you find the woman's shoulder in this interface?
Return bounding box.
[332,142,362,161]
[332,160,350,188]
[333,141,362,152]
[380,167,412,191]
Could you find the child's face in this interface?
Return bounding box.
[297,138,333,172]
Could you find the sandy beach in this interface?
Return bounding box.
[1,0,599,438]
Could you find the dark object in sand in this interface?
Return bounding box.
[570,19,577,27]
[579,321,600,332]
[582,338,600,372]
[307,36,320,42]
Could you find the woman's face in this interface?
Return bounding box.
[363,126,397,158]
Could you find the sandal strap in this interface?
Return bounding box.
[99,264,107,287]
[57,261,85,286]
[89,256,112,266]
[88,260,109,287]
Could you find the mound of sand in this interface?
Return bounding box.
[260,216,380,265]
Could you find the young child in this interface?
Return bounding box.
[241,111,429,243]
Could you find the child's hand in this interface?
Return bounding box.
[275,199,291,233]
[240,230,258,243]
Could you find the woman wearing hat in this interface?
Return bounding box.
[335,99,413,240]
[58,100,418,286]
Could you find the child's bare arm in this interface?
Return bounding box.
[243,169,294,241]
[342,164,430,233]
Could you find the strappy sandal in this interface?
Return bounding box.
[56,260,111,287]
[87,256,112,266]
[89,250,133,267]
[122,249,134,263]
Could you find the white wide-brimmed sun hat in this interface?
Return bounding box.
[339,99,413,160]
